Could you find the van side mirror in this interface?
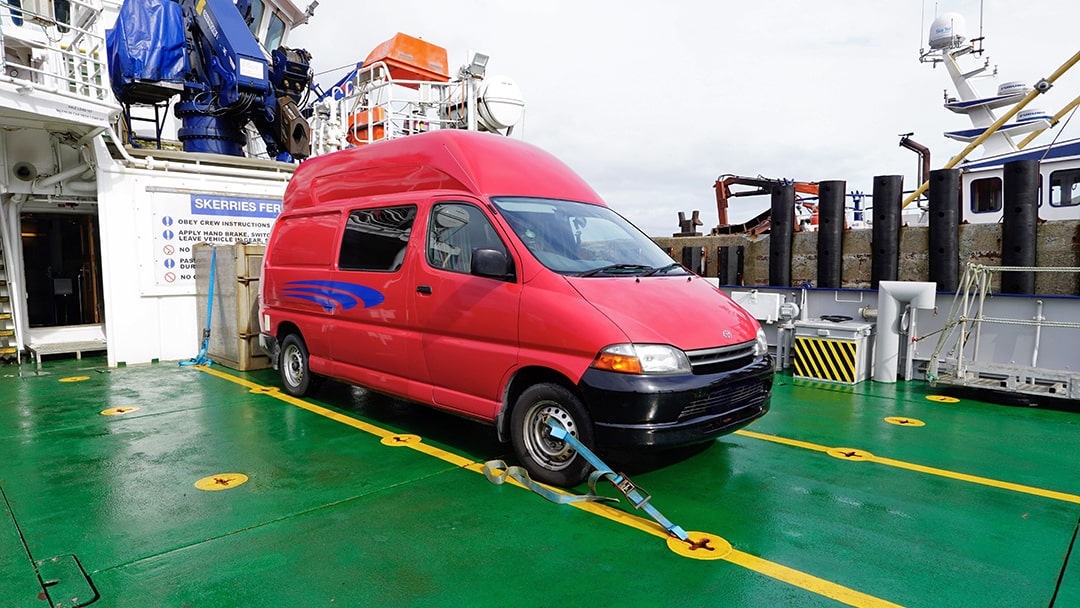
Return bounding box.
[471,248,513,280]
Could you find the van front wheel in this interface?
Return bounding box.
[510,383,594,487]
[280,333,317,397]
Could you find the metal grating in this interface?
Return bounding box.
[679,378,770,422]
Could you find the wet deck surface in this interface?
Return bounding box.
[2,357,1078,607]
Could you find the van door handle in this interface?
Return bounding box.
[416,285,433,295]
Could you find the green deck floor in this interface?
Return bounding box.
[1,357,1077,607]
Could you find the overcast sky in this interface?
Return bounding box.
[289,1,1080,236]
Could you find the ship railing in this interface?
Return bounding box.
[0,0,113,108]
[927,263,1080,399]
[310,60,477,153]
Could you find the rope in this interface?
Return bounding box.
[968,264,1080,273]
[969,316,1080,330]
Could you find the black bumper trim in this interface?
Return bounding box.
[578,355,773,449]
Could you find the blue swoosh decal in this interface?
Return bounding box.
[282,287,358,310]
[281,293,339,311]
[282,280,386,312]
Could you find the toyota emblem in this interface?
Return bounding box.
[722,329,732,339]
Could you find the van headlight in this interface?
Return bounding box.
[591,344,691,375]
[753,326,768,356]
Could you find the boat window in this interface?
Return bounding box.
[339,205,416,272]
[1050,169,1080,207]
[426,202,509,275]
[245,0,266,38]
[266,12,286,51]
[970,177,1002,214]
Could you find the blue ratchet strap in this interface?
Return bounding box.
[180,246,216,367]
[544,416,690,542]
[483,460,617,505]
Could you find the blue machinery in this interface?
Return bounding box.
[107,0,312,160]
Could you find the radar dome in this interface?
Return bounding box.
[928,13,967,50]
[1017,108,1052,123]
[476,76,525,132]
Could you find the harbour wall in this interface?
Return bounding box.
[654,220,1080,295]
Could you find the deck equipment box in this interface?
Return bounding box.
[793,319,873,384]
[195,243,270,371]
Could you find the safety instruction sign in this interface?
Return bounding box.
[151,193,281,289]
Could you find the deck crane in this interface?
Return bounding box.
[711,175,821,236]
[106,0,314,160]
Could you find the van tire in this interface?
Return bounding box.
[280,333,317,397]
[510,383,594,487]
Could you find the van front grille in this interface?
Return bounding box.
[686,341,756,375]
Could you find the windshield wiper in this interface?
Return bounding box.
[645,263,687,276]
[577,264,652,277]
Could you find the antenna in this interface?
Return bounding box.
[979,0,984,41]
[919,0,926,55]
[972,0,986,55]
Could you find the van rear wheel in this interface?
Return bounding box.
[280,333,317,397]
[510,383,594,487]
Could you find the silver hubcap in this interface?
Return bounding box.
[282,343,304,388]
[522,400,578,471]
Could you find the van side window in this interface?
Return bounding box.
[268,212,340,266]
[970,177,1002,213]
[427,202,508,274]
[1050,169,1080,207]
[339,205,416,271]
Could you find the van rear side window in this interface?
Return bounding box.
[339,205,417,271]
[268,212,339,266]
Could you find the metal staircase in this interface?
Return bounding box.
[0,234,19,362]
[928,264,1080,400]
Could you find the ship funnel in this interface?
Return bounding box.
[928,13,967,50]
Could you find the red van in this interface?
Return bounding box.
[259,130,772,486]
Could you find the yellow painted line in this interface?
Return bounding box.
[197,365,396,439]
[735,430,1080,505]
[726,549,902,608]
[737,429,831,453]
[872,455,1080,504]
[195,365,903,608]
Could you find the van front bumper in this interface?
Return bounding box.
[578,355,773,448]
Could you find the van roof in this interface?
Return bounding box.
[283,130,605,212]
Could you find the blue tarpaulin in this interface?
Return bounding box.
[106,0,187,104]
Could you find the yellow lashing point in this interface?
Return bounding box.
[101,406,141,416]
[793,336,857,383]
[667,532,733,560]
[195,473,249,491]
[884,417,925,427]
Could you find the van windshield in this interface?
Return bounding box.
[492,197,689,277]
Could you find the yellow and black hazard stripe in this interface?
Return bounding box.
[793,336,858,383]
